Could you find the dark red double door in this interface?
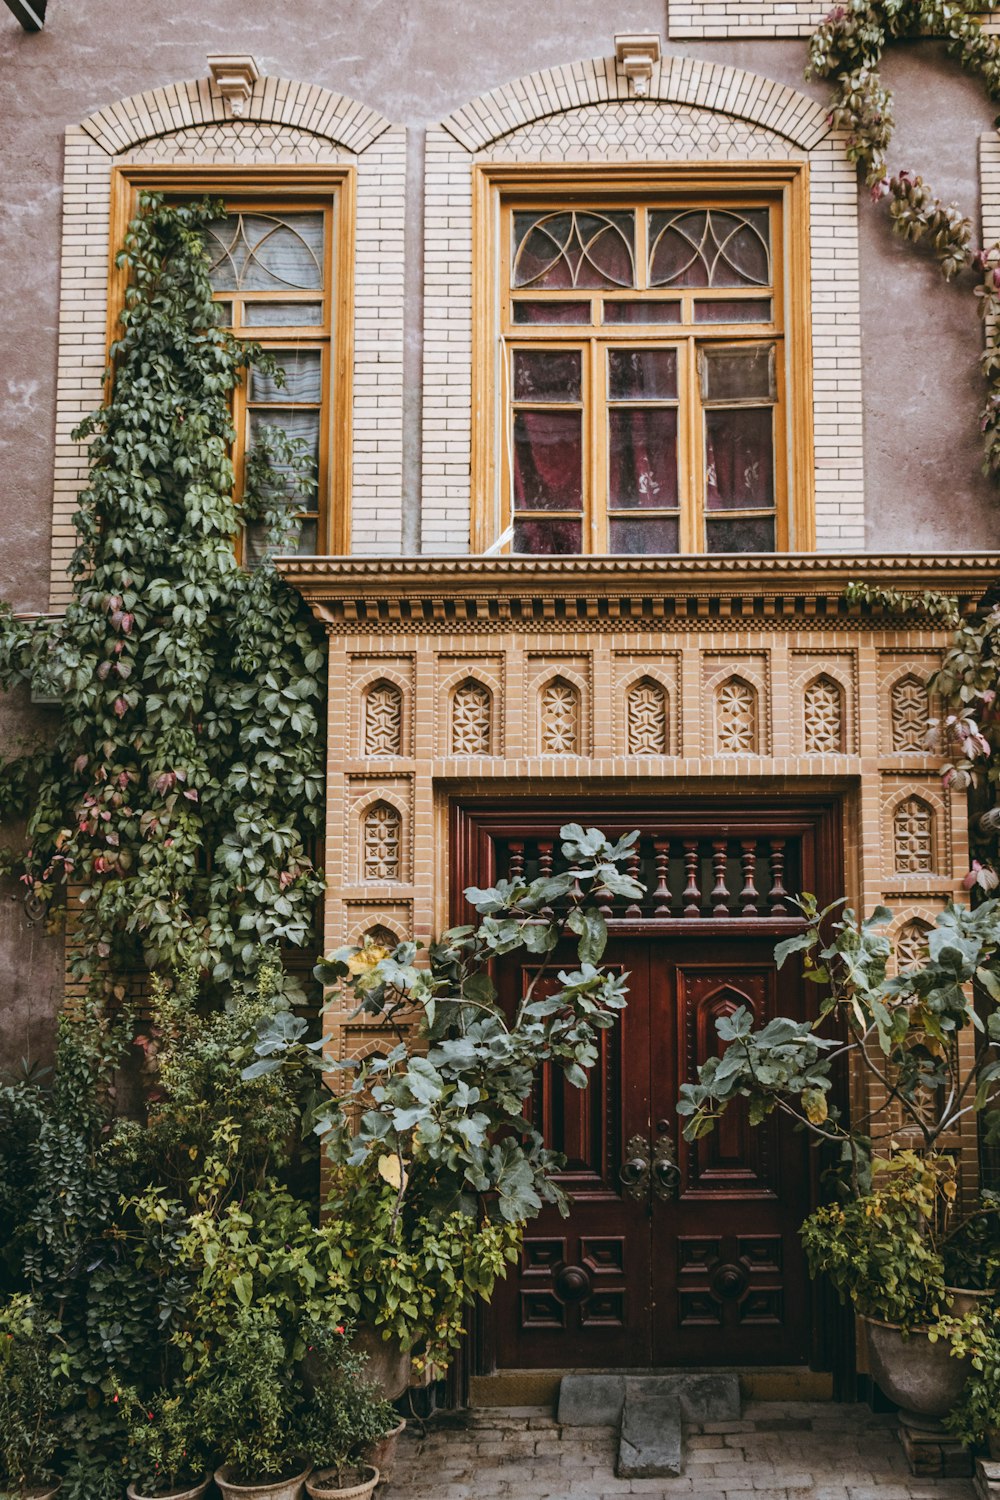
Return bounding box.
[493,933,813,1369]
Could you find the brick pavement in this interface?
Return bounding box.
[382,1401,976,1500]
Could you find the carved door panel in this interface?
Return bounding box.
[491,936,812,1370]
[649,937,812,1365]
[493,945,654,1370]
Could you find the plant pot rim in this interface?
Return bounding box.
[862,1314,933,1334]
[304,1465,379,1499]
[127,1476,211,1500]
[214,1459,313,1491]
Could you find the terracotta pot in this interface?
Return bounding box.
[127,1477,212,1500]
[363,1417,406,1482]
[863,1316,973,1419]
[304,1465,379,1500]
[214,1461,312,1500]
[351,1325,412,1401]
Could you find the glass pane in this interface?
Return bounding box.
[249,350,323,405]
[608,516,680,554]
[603,299,681,325]
[700,344,775,403]
[705,515,776,552]
[512,349,581,403]
[649,208,770,289]
[203,211,326,292]
[512,517,583,554]
[243,300,324,326]
[705,407,774,510]
[694,298,772,324]
[512,210,635,290]
[245,515,318,568]
[513,410,583,510]
[214,299,233,327]
[512,300,592,324]
[609,408,679,509]
[248,408,320,469]
[608,348,678,402]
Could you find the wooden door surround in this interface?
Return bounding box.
[452,796,842,1374]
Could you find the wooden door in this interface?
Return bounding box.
[454,800,841,1373]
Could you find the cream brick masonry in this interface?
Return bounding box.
[50,73,406,607]
[420,53,865,555]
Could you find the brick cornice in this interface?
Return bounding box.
[278,553,1000,632]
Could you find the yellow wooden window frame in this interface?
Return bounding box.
[108,164,355,556]
[471,162,814,556]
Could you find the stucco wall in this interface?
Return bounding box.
[0,2,998,1046]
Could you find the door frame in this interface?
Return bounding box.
[449,791,850,1385]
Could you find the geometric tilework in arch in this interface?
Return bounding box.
[80,76,391,156]
[440,55,831,153]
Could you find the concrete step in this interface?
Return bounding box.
[557,1370,741,1479]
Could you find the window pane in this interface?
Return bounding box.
[249,408,320,468]
[513,517,583,553]
[513,410,583,510]
[243,300,324,326]
[249,350,323,405]
[694,298,772,324]
[512,300,591,324]
[700,344,775,403]
[608,348,678,402]
[245,514,318,567]
[512,349,582,403]
[649,208,770,289]
[608,516,680,554]
[609,408,679,508]
[603,299,681,325]
[203,211,326,291]
[705,407,774,510]
[705,515,776,552]
[214,299,234,327]
[512,210,636,290]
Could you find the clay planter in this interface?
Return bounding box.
[864,1317,973,1420]
[304,1465,379,1500]
[214,1461,313,1500]
[351,1325,411,1401]
[127,1478,212,1500]
[363,1417,406,1482]
[1,1487,61,1500]
[945,1285,995,1318]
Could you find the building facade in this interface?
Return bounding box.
[2,0,999,1387]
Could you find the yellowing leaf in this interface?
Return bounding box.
[347,943,390,976]
[377,1153,407,1190]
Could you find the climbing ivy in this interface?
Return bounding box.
[808,0,1000,469]
[0,194,326,990]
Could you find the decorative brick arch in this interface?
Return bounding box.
[438,55,831,154]
[78,76,393,156]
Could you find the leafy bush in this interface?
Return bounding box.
[297,1321,395,1482]
[0,1296,63,1491]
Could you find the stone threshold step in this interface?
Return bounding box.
[558,1371,741,1479]
[469,1364,833,1408]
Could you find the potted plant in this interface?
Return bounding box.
[199,1309,311,1500]
[245,823,644,1379]
[117,1386,212,1500]
[942,1304,1000,1455]
[298,1322,395,1500]
[678,896,1000,1417]
[0,1297,62,1500]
